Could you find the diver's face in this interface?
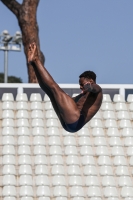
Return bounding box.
[79,77,94,93]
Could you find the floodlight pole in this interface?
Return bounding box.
[0,30,22,83]
[4,45,8,83]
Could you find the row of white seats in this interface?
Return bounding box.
[2,175,133,187]
[1,101,54,110]
[2,185,133,198]
[2,110,133,120]
[2,198,133,200]
[2,155,133,166]
[2,164,133,177]
[3,164,133,176]
[2,93,133,103]
[2,136,133,147]
[1,127,133,137]
[1,110,57,119]
[1,118,133,128]
[2,101,133,111]
[2,146,133,159]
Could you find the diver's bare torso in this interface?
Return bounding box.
[73,89,103,124]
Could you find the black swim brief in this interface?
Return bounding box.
[63,114,85,133]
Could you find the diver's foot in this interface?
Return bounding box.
[28,42,38,64]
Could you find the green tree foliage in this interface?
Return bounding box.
[0,73,22,83]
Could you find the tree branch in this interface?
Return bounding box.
[1,0,21,16]
[22,0,40,9]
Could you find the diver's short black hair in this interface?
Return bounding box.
[79,71,96,82]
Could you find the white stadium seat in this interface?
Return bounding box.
[102,176,116,187]
[121,187,133,198]
[19,175,33,186]
[3,165,16,175]
[16,119,29,127]
[2,136,15,145]
[66,157,79,168]
[97,156,112,166]
[90,119,103,128]
[49,136,61,146]
[51,165,65,175]
[3,145,15,155]
[32,127,45,136]
[31,119,44,127]
[94,137,107,146]
[2,127,15,136]
[37,186,51,197]
[52,176,67,186]
[19,165,32,175]
[49,146,62,155]
[117,111,130,120]
[70,186,85,197]
[2,186,17,197]
[77,127,90,136]
[101,102,114,111]
[46,110,58,119]
[18,146,31,155]
[2,119,15,127]
[113,156,128,166]
[81,156,95,166]
[102,94,112,102]
[118,176,133,187]
[18,155,32,165]
[96,146,110,156]
[35,175,50,186]
[115,166,129,176]
[115,103,127,111]
[83,166,98,176]
[107,128,120,137]
[17,127,30,136]
[103,111,116,120]
[63,136,76,146]
[2,93,14,101]
[19,186,34,197]
[109,137,122,146]
[2,110,14,119]
[3,175,17,186]
[35,165,49,175]
[67,166,81,176]
[44,94,50,102]
[34,146,46,155]
[92,128,105,136]
[30,93,42,102]
[53,186,67,197]
[69,176,83,186]
[113,94,125,103]
[2,101,14,110]
[50,155,64,165]
[31,110,44,119]
[127,94,133,103]
[103,187,118,197]
[105,119,117,128]
[18,136,30,145]
[99,166,113,176]
[16,93,28,102]
[87,186,102,197]
[16,110,29,119]
[34,155,48,165]
[16,102,29,110]
[46,127,60,136]
[33,136,46,145]
[78,136,91,146]
[85,176,100,186]
[30,101,43,110]
[46,118,59,127]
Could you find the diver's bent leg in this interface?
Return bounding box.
[33,61,80,124]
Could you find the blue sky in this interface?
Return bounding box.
[0,0,133,84]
